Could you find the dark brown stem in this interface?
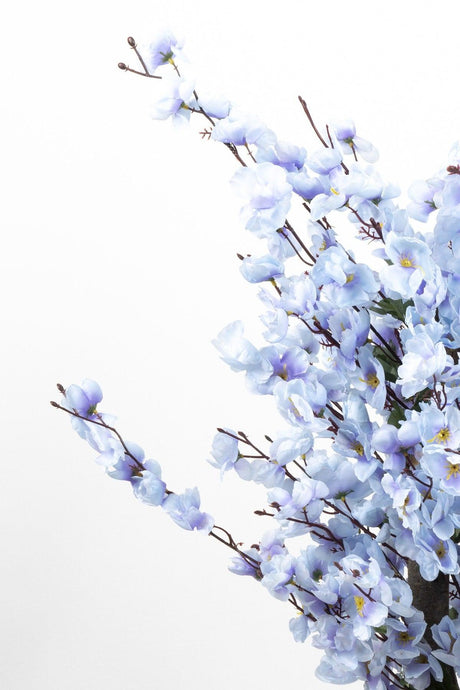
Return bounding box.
[407,561,459,690]
[297,96,349,175]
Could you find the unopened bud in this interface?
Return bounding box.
[236,253,244,260]
[127,36,136,47]
[56,383,65,394]
[118,62,127,71]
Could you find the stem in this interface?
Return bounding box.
[297,96,349,175]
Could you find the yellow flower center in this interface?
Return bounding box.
[353,442,364,456]
[437,427,450,442]
[435,541,446,559]
[400,256,414,268]
[278,364,289,381]
[402,494,411,515]
[366,374,380,389]
[446,462,460,481]
[354,596,365,617]
[398,631,415,645]
[428,427,450,444]
[346,273,355,283]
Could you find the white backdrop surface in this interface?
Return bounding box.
[3,1,460,689]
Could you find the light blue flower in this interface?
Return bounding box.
[163,487,214,532]
[131,459,166,506]
[231,162,292,237]
[239,253,284,283]
[151,75,195,122]
[397,324,447,397]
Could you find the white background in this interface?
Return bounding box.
[3,1,460,688]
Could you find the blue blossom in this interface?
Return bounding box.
[372,423,418,474]
[268,475,329,521]
[344,592,388,642]
[311,246,379,307]
[269,427,313,466]
[431,615,460,671]
[289,611,312,642]
[437,175,460,209]
[332,119,378,163]
[231,162,292,236]
[259,307,289,344]
[274,378,329,430]
[234,457,285,488]
[418,405,460,449]
[397,323,447,397]
[381,474,421,533]
[107,440,145,481]
[211,106,275,148]
[256,139,306,171]
[380,232,434,299]
[145,29,185,72]
[163,487,214,533]
[208,429,239,475]
[385,618,426,661]
[239,254,284,283]
[227,548,261,577]
[308,148,343,175]
[286,169,326,201]
[407,178,443,221]
[420,494,455,540]
[131,459,166,506]
[328,307,370,365]
[189,92,231,119]
[212,320,264,373]
[260,551,295,600]
[64,379,103,417]
[307,450,371,503]
[151,75,195,123]
[414,525,459,580]
[353,345,387,412]
[403,641,444,689]
[309,187,347,220]
[421,448,460,496]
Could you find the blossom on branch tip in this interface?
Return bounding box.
[331,119,378,163]
[145,29,185,73]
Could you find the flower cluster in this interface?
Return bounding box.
[55,31,460,690]
[57,380,214,532]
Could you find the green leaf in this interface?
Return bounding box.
[373,347,399,383]
[370,297,413,323]
[388,403,405,428]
